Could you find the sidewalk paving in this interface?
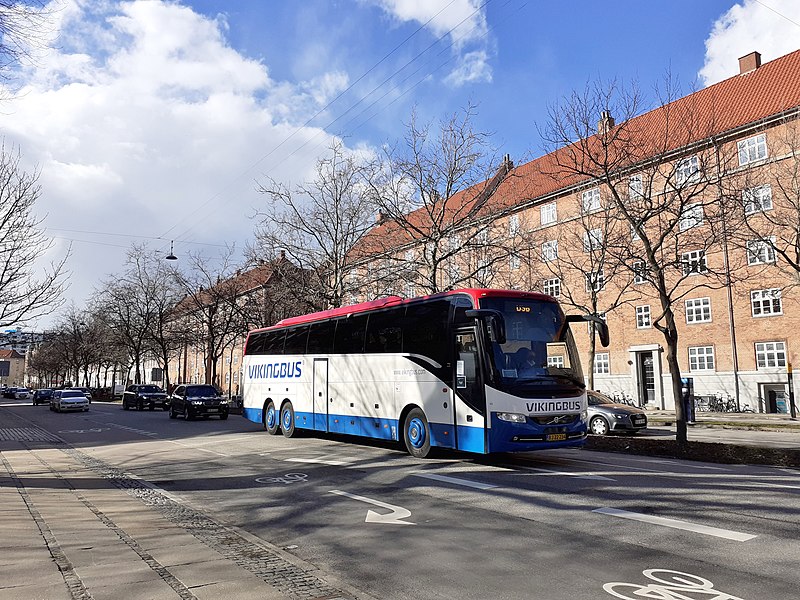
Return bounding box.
[644,408,800,429]
[0,406,365,600]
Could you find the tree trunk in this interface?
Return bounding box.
[662,308,688,445]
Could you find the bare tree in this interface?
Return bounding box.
[253,141,377,310]
[362,104,537,296]
[539,199,635,389]
[540,77,747,444]
[0,1,53,82]
[172,248,249,388]
[0,147,68,327]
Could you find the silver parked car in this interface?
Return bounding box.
[50,389,90,413]
[587,390,647,435]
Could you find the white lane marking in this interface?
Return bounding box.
[284,457,351,466]
[524,466,615,481]
[329,489,415,525]
[167,439,230,457]
[413,472,498,490]
[593,507,757,542]
[634,458,731,471]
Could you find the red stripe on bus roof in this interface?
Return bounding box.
[248,288,554,333]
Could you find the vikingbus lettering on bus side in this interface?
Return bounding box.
[248,361,303,380]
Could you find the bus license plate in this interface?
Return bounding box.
[546,433,567,441]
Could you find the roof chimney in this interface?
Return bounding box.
[738,51,761,75]
[279,249,286,260]
[376,210,386,225]
[597,110,615,135]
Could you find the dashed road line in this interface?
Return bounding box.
[412,471,498,489]
[593,507,757,541]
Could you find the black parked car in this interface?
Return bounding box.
[123,384,169,411]
[32,389,54,406]
[168,384,229,420]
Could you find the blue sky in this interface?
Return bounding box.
[1,0,799,327]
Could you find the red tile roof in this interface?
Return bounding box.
[356,48,800,257]
[0,349,24,359]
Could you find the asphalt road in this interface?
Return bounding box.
[4,399,799,600]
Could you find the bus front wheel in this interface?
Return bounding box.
[281,402,296,438]
[403,408,432,458]
[264,401,280,435]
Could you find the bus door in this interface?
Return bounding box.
[312,358,328,432]
[454,327,487,453]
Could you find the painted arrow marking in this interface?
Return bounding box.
[329,490,415,525]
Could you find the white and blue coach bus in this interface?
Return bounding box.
[241,288,608,458]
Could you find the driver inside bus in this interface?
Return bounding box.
[515,348,545,376]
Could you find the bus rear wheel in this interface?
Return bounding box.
[281,402,296,438]
[264,401,280,435]
[403,408,432,458]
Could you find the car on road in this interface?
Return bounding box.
[12,387,31,400]
[168,384,229,420]
[74,387,93,404]
[32,389,54,406]
[123,384,169,411]
[587,390,647,435]
[49,389,90,413]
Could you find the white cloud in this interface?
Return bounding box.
[444,50,492,86]
[367,0,492,86]
[700,0,800,85]
[0,0,355,327]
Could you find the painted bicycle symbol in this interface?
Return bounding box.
[604,569,744,599]
[255,473,309,485]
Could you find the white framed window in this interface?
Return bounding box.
[583,228,603,252]
[689,346,715,371]
[633,260,647,284]
[509,215,520,236]
[542,278,561,297]
[547,355,564,368]
[585,269,605,292]
[542,239,558,262]
[681,250,708,276]
[581,187,601,213]
[447,235,461,252]
[594,352,610,375]
[509,253,521,271]
[676,155,700,185]
[751,288,782,317]
[476,227,490,244]
[540,202,557,225]
[679,203,704,231]
[755,341,786,368]
[405,249,415,262]
[587,311,607,335]
[628,175,643,200]
[225,373,230,383]
[685,297,711,323]
[630,222,642,241]
[738,133,767,166]
[743,184,773,215]
[636,305,651,328]
[746,237,776,265]
[405,282,415,298]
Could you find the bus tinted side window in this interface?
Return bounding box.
[365,307,403,353]
[307,320,336,353]
[283,326,308,354]
[245,333,263,355]
[261,330,286,354]
[333,314,368,353]
[402,300,450,367]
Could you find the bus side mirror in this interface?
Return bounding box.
[566,314,610,347]
[465,309,507,345]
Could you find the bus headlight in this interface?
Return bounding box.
[497,412,526,423]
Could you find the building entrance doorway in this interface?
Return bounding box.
[637,352,655,406]
[760,384,788,413]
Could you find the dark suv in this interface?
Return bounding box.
[123,384,169,411]
[32,389,54,406]
[168,384,229,420]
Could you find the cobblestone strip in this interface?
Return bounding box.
[28,448,198,600]
[64,448,352,600]
[0,451,93,600]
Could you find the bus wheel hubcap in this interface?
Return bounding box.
[266,407,275,428]
[283,411,291,429]
[408,418,425,448]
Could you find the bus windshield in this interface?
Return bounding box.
[480,297,584,389]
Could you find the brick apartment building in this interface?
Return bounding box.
[0,349,26,388]
[349,49,800,414]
